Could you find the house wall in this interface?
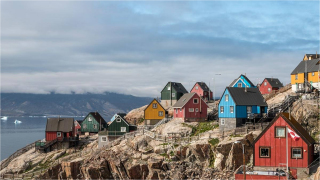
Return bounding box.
[46,131,71,141]
[81,114,104,133]
[183,94,208,121]
[190,83,204,96]
[307,71,319,84]
[107,117,129,136]
[259,79,273,94]
[98,135,109,148]
[218,89,236,118]
[161,82,178,100]
[254,116,311,168]
[173,108,184,119]
[235,174,286,180]
[291,73,304,84]
[144,99,165,120]
[232,76,255,88]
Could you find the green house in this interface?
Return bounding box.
[161,82,188,107]
[107,114,136,136]
[81,112,107,133]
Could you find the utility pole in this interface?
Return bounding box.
[214,74,221,108]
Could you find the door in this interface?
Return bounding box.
[63,132,67,140]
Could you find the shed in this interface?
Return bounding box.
[45,117,75,141]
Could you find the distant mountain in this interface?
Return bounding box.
[0,93,153,119]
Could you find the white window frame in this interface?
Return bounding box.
[292,147,302,159]
[93,124,97,129]
[312,72,315,76]
[230,106,234,113]
[275,127,286,138]
[121,127,126,132]
[101,136,107,142]
[158,111,163,117]
[195,108,199,112]
[195,86,198,90]
[116,118,121,122]
[268,88,271,92]
[220,106,224,113]
[167,86,170,90]
[189,108,194,112]
[193,98,199,104]
[88,117,92,122]
[225,94,229,102]
[247,106,252,113]
[176,109,178,114]
[152,103,157,109]
[221,119,225,125]
[264,82,267,86]
[57,132,61,137]
[238,83,242,87]
[295,75,298,80]
[172,93,175,97]
[180,108,182,112]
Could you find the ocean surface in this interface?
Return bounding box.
[0,115,112,161]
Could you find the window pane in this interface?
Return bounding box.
[220,106,224,113]
[292,148,302,158]
[276,128,285,137]
[260,148,270,157]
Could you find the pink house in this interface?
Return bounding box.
[190,82,213,101]
[173,93,208,122]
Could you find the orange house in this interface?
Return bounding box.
[144,99,167,125]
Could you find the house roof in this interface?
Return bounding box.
[173,93,209,108]
[226,87,267,106]
[193,82,211,91]
[76,120,83,125]
[85,112,107,124]
[253,113,315,145]
[144,99,166,112]
[291,58,320,75]
[161,82,188,94]
[229,74,255,87]
[304,54,320,60]
[109,113,133,127]
[265,78,283,88]
[46,118,74,132]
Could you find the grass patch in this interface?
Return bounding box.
[160,143,168,146]
[169,151,175,156]
[138,118,144,124]
[208,138,219,147]
[173,144,179,148]
[191,122,218,136]
[160,153,167,157]
[209,149,215,168]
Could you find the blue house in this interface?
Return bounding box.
[218,87,267,131]
[229,74,256,88]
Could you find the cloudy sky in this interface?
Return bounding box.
[1,1,319,97]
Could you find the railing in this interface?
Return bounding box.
[0,140,40,170]
[153,117,173,129]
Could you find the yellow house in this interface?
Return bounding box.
[291,58,320,92]
[144,99,167,125]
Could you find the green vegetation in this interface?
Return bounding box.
[208,138,219,147]
[183,122,219,136]
[160,143,168,146]
[312,131,320,141]
[58,152,69,159]
[173,144,179,148]
[209,150,215,168]
[169,151,175,156]
[138,118,145,124]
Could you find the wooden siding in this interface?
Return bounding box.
[218,89,236,118]
[144,99,165,120]
[173,108,184,118]
[308,71,319,84]
[161,82,178,100]
[232,75,255,88]
[254,116,311,168]
[190,83,212,100]
[81,114,104,133]
[46,131,71,141]
[107,117,129,136]
[259,79,274,95]
[291,73,304,84]
[235,174,286,180]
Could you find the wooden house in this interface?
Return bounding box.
[259,78,283,95]
[229,74,256,88]
[291,58,320,92]
[172,93,208,122]
[107,114,136,140]
[190,82,213,101]
[81,112,107,134]
[45,117,75,141]
[74,120,82,135]
[303,53,319,61]
[144,99,167,125]
[161,82,188,107]
[252,112,315,179]
[218,87,267,131]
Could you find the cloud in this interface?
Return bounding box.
[1,1,319,97]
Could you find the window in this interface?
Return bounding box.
[268,88,271,92]
[83,124,87,129]
[57,132,61,137]
[116,118,121,122]
[195,108,199,112]
[167,86,170,90]
[172,93,175,97]
[220,106,224,113]
[152,103,157,109]
[247,106,252,113]
[176,109,178,114]
[225,94,229,101]
[292,148,302,159]
[93,124,97,129]
[88,117,92,121]
[260,147,271,158]
[158,111,163,116]
[180,108,182,112]
[121,127,126,132]
[275,127,286,138]
[189,108,194,112]
[221,119,225,125]
[312,72,315,76]
[230,106,234,113]
[101,136,107,142]
[295,75,298,80]
[195,86,198,90]
[264,82,267,86]
[193,98,199,104]
[237,83,242,87]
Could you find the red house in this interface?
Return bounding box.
[259,78,283,94]
[190,82,213,101]
[172,92,208,122]
[74,120,82,135]
[45,117,75,141]
[252,112,315,179]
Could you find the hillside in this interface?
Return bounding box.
[0,93,152,118]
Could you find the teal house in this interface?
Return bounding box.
[218,87,267,131]
[229,74,256,88]
[81,112,107,134]
[107,113,136,138]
